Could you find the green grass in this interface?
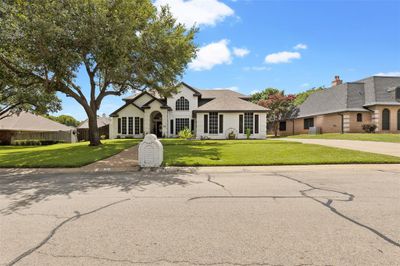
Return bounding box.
[0,139,140,168]
[161,139,400,166]
[287,133,400,143]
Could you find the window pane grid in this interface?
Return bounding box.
[244,113,253,134]
[128,117,133,134]
[121,117,127,134]
[135,117,140,134]
[176,118,190,133]
[176,97,189,111]
[209,112,218,134]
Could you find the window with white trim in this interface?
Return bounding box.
[176,97,189,111]
[135,117,140,134]
[176,118,190,133]
[121,117,127,134]
[209,112,218,134]
[128,117,133,134]
[244,112,254,134]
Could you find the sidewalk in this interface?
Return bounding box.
[282,138,400,157]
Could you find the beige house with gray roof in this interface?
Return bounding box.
[279,76,400,136]
[110,82,268,139]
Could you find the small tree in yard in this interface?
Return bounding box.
[257,91,296,137]
[0,1,197,146]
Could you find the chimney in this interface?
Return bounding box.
[331,75,343,86]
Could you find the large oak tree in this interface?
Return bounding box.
[0,0,197,145]
[0,67,61,120]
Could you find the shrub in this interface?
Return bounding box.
[178,128,193,139]
[13,139,60,146]
[362,123,377,133]
[245,128,251,139]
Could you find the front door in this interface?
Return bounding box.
[156,121,163,138]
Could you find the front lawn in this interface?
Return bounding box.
[0,139,140,168]
[162,139,400,166]
[287,133,400,143]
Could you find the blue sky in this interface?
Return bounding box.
[56,0,400,121]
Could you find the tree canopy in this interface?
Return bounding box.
[294,87,324,106]
[257,91,297,136]
[250,88,281,103]
[0,0,197,145]
[46,115,80,127]
[0,68,61,120]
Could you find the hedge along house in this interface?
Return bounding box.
[279,76,400,136]
[0,111,78,144]
[109,82,268,139]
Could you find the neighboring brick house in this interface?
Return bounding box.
[109,82,268,139]
[279,76,400,136]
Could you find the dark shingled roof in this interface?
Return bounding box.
[295,76,400,118]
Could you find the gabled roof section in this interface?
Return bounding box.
[194,90,267,113]
[198,89,250,99]
[0,112,74,132]
[109,101,144,117]
[78,116,111,129]
[180,82,202,96]
[142,98,171,110]
[294,75,400,118]
[122,90,160,101]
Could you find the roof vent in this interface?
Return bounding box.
[331,75,343,87]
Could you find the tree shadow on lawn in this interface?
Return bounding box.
[0,140,139,168]
[0,169,198,214]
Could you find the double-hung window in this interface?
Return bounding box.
[121,117,127,134]
[135,117,140,134]
[128,117,133,134]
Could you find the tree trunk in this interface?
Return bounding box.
[273,121,279,137]
[87,109,101,146]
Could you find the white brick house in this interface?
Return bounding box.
[109,82,268,139]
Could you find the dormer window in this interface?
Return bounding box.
[176,96,189,110]
[396,87,400,101]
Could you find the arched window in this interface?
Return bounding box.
[356,113,362,122]
[382,109,390,130]
[175,97,189,111]
[397,109,400,130]
[396,87,400,101]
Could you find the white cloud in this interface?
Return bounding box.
[375,71,400,77]
[243,66,272,71]
[154,0,234,27]
[233,47,250,57]
[294,43,307,50]
[265,51,301,64]
[209,86,239,91]
[301,83,310,88]
[250,89,260,95]
[189,39,232,71]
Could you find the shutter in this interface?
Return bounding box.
[204,114,208,133]
[239,114,243,134]
[255,114,259,134]
[170,119,174,134]
[219,114,223,134]
[118,118,121,134]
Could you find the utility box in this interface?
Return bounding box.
[308,127,321,135]
[138,134,163,167]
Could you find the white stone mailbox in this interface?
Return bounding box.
[138,134,163,167]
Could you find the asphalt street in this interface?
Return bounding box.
[1,165,399,265]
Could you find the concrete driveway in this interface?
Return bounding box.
[1,165,400,265]
[283,138,400,157]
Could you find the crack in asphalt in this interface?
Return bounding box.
[14,211,69,219]
[207,174,233,196]
[7,198,131,266]
[37,251,282,265]
[187,195,344,202]
[274,173,400,248]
